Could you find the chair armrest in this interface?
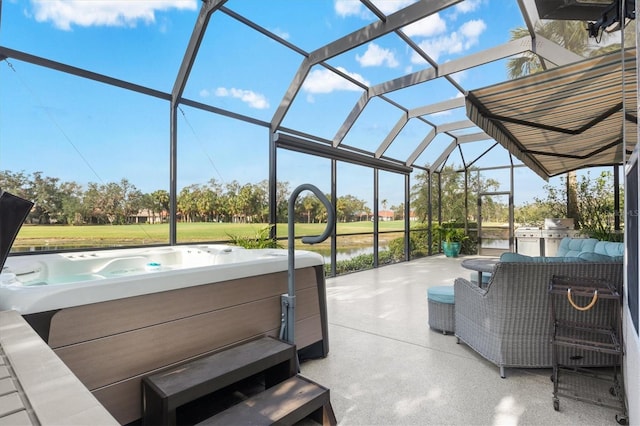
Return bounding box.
[455,276,488,298]
[454,277,492,335]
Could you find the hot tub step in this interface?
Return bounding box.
[141,335,297,426]
[196,375,336,426]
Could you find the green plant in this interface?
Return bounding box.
[384,233,429,261]
[227,225,282,249]
[323,249,401,276]
[434,222,469,243]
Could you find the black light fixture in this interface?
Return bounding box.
[535,0,626,20]
[534,0,635,38]
[586,0,635,37]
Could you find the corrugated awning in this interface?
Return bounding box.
[466,48,637,180]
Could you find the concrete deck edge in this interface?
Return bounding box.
[0,310,118,425]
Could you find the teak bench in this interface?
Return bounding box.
[141,336,297,425]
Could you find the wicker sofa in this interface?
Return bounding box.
[454,254,623,378]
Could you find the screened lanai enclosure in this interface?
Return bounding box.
[2,0,640,425]
[2,0,635,271]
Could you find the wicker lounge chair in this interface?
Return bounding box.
[454,261,623,378]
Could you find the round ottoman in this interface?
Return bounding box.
[427,285,455,334]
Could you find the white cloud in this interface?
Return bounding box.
[356,43,399,68]
[411,19,486,62]
[403,13,447,38]
[30,0,197,31]
[199,89,210,98]
[334,0,414,18]
[334,0,363,18]
[455,0,482,14]
[214,87,269,109]
[448,0,484,20]
[302,67,369,94]
[370,0,415,15]
[413,34,462,63]
[270,27,290,40]
[460,19,486,38]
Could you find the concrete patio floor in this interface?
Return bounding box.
[299,255,624,425]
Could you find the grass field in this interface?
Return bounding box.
[14,221,416,250]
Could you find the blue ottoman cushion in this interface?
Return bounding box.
[427,285,454,304]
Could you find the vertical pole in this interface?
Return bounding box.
[331,159,337,277]
[476,170,482,255]
[269,131,278,239]
[169,102,178,245]
[428,171,433,256]
[510,164,515,252]
[404,174,411,261]
[373,169,379,268]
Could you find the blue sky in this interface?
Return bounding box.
[0,0,582,210]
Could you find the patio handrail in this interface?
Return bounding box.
[282,184,335,345]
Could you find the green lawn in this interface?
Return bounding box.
[14,221,416,250]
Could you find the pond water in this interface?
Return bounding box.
[481,239,510,249]
[307,247,381,263]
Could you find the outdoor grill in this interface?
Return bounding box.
[515,218,583,257]
[514,227,543,256]
[541,218,582,256]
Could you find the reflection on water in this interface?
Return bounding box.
[480,239,509,249]
[310,247,382,263]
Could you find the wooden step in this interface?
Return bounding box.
[142,336,297,426]
[196,375,337,426]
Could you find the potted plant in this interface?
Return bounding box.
[435,223,468,257]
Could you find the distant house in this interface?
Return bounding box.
[378,210,395,221]
[357,211,371,221]
[131,209,166,224]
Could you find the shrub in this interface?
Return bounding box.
[227,225,282,249]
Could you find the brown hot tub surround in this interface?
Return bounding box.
[1,246,329,424]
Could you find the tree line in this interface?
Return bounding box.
[0,170,397,226]
[1,167,620,241]
[410,165,621,240]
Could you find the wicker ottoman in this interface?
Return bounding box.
[427,285,455,334]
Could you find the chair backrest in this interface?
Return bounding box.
[487,261,623,330]
[555,237,598,257]
[594,241,625,257]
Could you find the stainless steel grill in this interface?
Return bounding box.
[515,227,543,256]
[542,218,582,256]
[515,218,583,257]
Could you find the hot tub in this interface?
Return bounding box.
[0,245,329,424]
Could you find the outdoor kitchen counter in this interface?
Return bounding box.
[0,310,118,425]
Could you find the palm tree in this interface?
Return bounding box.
[507,20,634,227]
[507,20,635,78]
